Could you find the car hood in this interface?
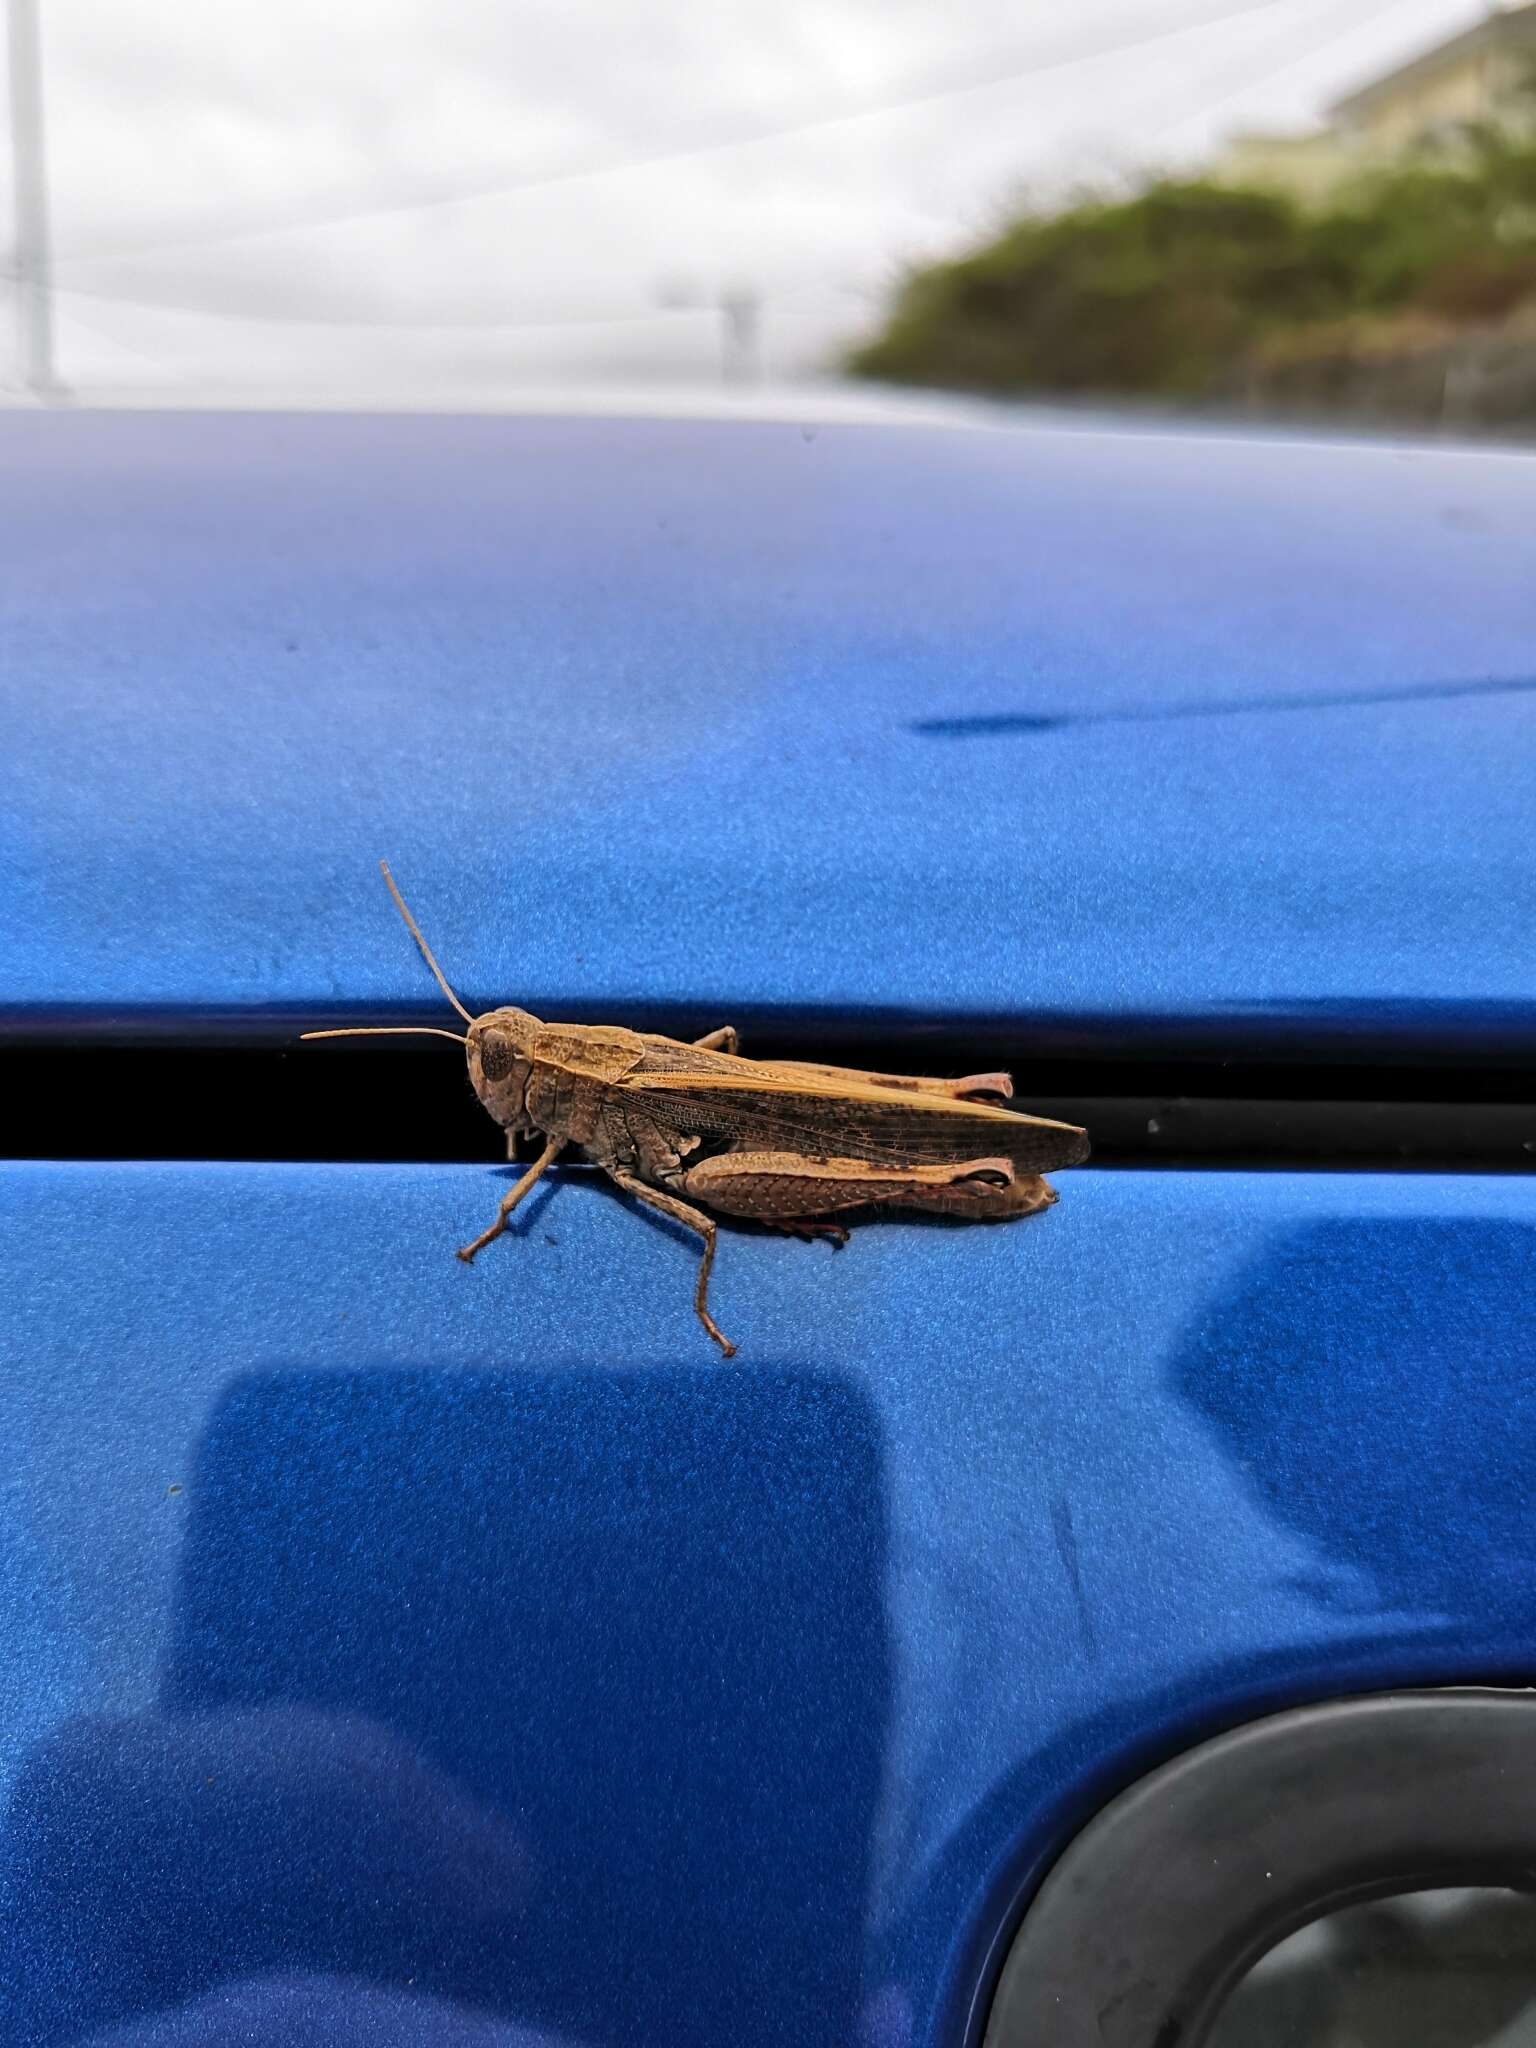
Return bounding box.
[4,407,1534,1056]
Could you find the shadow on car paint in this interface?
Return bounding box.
[0,1368,891,2048]
[1174,1218,1536,1626]
[906,675,1536,738]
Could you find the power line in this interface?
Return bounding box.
[22,0,1430,362]
[5,0,1386,338]
[52,0,1298,266]
[1145,0,1420,142]
[8,274,723,329]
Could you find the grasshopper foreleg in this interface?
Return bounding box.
[458,1135,564,1264]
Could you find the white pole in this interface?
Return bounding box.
[7,0,57,396]
[719,288,762,386]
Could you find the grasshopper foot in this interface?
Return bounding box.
[704,1319,738,1359]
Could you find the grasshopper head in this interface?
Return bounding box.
[467,1006,542,1131]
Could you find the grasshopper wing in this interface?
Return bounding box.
[615,1068,1090,1174]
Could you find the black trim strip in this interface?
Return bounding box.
[982,1689,1536,2048]
[1,1041,1532,1168]
[8,999,1536,1068]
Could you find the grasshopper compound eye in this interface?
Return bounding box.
[478,1028,515,1084]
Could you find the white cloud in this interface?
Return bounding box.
[3,0,1487,395]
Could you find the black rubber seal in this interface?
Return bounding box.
[1,1039,1532,1168]
[982,1689,1536,2048]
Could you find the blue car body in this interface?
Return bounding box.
[2,406,1534,2047]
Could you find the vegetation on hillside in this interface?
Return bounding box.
[847,127,1536,422]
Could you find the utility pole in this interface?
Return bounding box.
[656,274,764,387]
[7,0,57,396]
[718,286,762,387]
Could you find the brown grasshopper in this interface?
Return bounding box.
[303,863,1090,1356]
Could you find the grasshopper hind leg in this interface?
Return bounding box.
[677,1151,1058,1224]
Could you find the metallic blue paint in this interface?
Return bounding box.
[2,411,1534,1049]
[5,412,1535,2045]
[3,1162,1534,2046]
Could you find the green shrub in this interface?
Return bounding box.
[848,141,1536,401]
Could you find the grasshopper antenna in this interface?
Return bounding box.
[377,858,475,1025]
[301,1026,468,1043]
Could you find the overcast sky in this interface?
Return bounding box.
[0,0,1494,394]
